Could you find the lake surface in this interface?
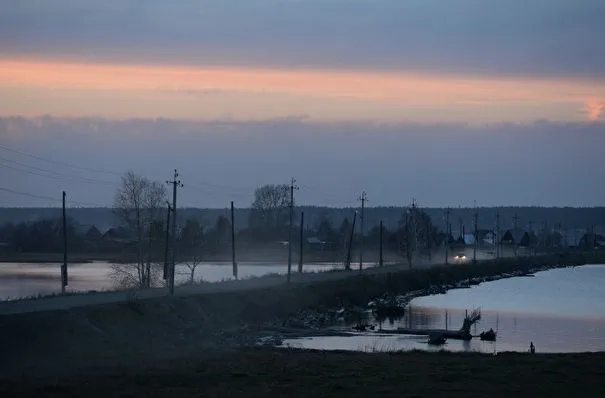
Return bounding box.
[282,264,605,353]
[0,260,377,300]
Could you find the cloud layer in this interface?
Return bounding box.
[1,60,603,123]
[2,0,605,78]
[1,117,604,208]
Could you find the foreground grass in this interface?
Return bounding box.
[1,349,604,397]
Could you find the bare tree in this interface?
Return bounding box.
[249,184,290,232]
[398,205,437,268]
[185,255,202,284]
[111,171,168,288]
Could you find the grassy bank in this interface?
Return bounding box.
[2,349,604,397]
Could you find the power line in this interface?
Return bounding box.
[0,143,122,176]
[0,156,119,187]
[0,187,60,203]
[299,184,357,206]
[0,187,107,208]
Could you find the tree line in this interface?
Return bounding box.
[1,172,603,288]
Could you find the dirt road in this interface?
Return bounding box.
[0,261,427,315]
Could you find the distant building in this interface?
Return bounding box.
[579,232,605,249]
[477,229,496,246]
[306,237,328,250]
[563,229,586,248]
[501,227,530,247]
[84,225,102,241]
[102,227,135,244]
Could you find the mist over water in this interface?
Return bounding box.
[0,261,375,300]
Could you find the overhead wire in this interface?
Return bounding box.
[0,188,107,208]
[0,156,119,187]
[0,143,122,176]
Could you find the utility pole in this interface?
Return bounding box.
[61,191,68,294]
[379,220,384,267]
[163,202,171,280]
[444,208,451,265]
[146,221,153,288]
[231,201,237,280]
[345,211,357,270]
[473,206,478,264]
[528,220,533,256]
[298,211,304,273]
[358,191,367,271]
[513,213,519,257]
[287,177,298,283]
[563,226,568,251]
[166,169,183,295]
[496,210,501,260]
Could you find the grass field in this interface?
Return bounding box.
[1,349,604,397]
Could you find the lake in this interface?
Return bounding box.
[282,264,605,353]
[0,260,377,300]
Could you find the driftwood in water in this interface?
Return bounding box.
[379,308,482,341]
[378,328,472,341]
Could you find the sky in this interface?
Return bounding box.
[0,0,604,208]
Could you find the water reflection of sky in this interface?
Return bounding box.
[0,261,373,300]
[411,264,605,319]
[283,265,605,354]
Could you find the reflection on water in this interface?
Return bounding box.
[282,265,605,353]
[0,261,373,300]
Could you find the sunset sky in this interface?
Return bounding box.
[1,0,604,208]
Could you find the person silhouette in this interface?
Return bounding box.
[530,342,535,354]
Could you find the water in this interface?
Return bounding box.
[282,264,605,354]
[0,261,375,300]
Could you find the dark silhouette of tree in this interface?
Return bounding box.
[111,171,168,288]
[249,184,290,239]
[180,218,204,253]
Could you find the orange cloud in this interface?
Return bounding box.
[1,58,605,123]
[585,99,604,121]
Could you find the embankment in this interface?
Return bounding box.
[0,251,603,378]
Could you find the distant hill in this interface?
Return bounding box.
[1,206,604,233]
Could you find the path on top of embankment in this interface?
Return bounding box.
[0,249,551,317]
[0,260,445,316]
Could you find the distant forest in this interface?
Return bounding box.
[1,206,604,233]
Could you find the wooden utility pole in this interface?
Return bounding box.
[496,210,501,260]
[298,211,304,273]
[444,208,451,265]
[166,169,183,295]
[473,204,478,264]
[231,201,237,279]
[379,220,384,267]
[163,202,171,280]
[528,220,533,256]
[358,191,367,271]
[61,191,68,294]
[513,213,519,257]
[345,211,357,270]
[287,178,298,283]
[146,221,153,288]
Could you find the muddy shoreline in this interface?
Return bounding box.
[241,261,580,348]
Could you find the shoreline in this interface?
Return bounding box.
[1,251,604,380]
[249,261,584,347]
